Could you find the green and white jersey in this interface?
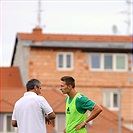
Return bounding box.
[66,92,95,133]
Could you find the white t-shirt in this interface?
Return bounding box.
[12,92,53,133]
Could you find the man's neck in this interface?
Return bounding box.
[68,89,77,98]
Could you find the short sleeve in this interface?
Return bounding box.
[76,94,96,113]
[38,96,53,115]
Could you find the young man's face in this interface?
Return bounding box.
[60,81,71,94]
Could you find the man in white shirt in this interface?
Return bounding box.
[12,78,56,133]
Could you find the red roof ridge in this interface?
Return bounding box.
[0,99,14,107]
[101,105,118,116]
[17,31,132,42]
[101,114,132,132]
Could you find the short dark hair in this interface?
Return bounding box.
[26,79,41,91]
[61,76,75,88]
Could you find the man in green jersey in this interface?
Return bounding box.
[60,76,103,133]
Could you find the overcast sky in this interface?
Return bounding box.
[0,0,132,66]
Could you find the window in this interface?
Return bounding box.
[58,54,63,68]
[0,114,3,132]
[6,115,14,132]
[104,54,113,70]
[91,54,101,69]
[57,52,73,70]
[116,55,126,69]
[90,53,127,71]
[113,93,118,107]
[0,113,16,133]
[103,89,120,110]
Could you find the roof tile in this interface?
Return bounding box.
[0,67,23,88]
[0,88,65,113]
[17,28,132,43]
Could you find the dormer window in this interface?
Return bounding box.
[57,52,74,70]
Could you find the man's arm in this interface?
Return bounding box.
[75,104,103,130]
[12,120,17,127]
[85,104,103,122]
[45,112,56,124]
[48,112,56,120]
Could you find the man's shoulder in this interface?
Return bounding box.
[76,93,87,102]
[77,93,86,98]
[37,95,47,103]
[15,96,25,106]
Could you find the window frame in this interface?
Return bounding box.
[90,53,128,72]
[103,89,120,111]
[56,52,74,71]
[114,54,128,71]
[0,113,16,133]
[90,53,101,71]
[103,53,113,71]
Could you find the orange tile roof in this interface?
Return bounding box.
[0,67,23,88]
[0,88,65,113]
[0,88,25,112]
[41,89,66,113]
[17,28,132,43]
[87,106,132,133]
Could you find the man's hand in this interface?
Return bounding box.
[12,120,18,127]
[75,122,86,130]
[45,115,51,125]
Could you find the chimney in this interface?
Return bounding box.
[32,27,43,42]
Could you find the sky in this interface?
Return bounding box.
[0,0,132,66]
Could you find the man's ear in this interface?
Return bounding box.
[34,86,37,91]
[68,84,72,89]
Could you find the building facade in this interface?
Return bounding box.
[10,27,133,132]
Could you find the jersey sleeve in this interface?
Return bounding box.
[38,96,53,115]
[76,94,96,113]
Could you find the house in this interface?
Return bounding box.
[11,27,133,131]
[1,27,131,132]
[0,67,132,133]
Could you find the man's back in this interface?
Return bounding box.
[12,78,55,133]
[13,92,51,133]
